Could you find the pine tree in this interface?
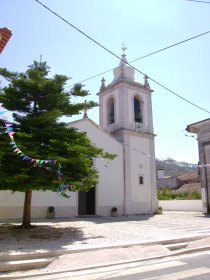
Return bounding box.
[0,61,115,228]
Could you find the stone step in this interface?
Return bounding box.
[0,235,205,262]
[0,252,56,262]
[166,242,188,251]
[1,242,210,279]
[0,258,52,273]
[0,236,207,276]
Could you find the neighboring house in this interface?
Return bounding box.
[0,50,158,219]
[157,169,199,190]
[156,169,183,190]
[186,118,210,213]
[177,171,199,184]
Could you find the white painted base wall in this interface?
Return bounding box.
[159,200,202,212]
[0,190,77,219]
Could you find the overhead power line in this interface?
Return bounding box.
[130,30,210,63]
[34,0,210,114]
[187,0,210,3]
[69,30,210,87]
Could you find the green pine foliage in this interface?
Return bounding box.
[0,61,115,194]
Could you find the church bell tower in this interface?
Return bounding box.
[97,48,158,214]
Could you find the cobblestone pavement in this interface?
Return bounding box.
[0,211,210,256]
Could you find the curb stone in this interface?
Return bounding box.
[1,237,210,279]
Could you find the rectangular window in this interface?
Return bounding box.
[139,176,144,185]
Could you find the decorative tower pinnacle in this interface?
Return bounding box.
[100,77,106,91]
[144,75,150,88]
[83,100,88,118]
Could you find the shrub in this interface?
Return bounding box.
[157,188,201,200]
[48,206,55,212]
[185,191,201,200]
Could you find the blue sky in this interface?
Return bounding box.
[1,0,210,163]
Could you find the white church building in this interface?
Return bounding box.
[0,51,158,219]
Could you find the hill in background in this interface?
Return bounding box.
[156,158,198,177]
[156,158,201,196]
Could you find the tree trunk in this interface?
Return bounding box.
[21,189,32,228]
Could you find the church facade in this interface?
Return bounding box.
[0,52,158,219]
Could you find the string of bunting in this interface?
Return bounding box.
[2,119,210,176]
[4,122,72,195]
[0,109,74,196]
[0,108,110,196]
[124,143,210,169]
[1,106,209,197]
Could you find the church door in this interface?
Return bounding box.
[78,187,95,215]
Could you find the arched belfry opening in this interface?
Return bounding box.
[107,97,115,125]
[134,96,143,123]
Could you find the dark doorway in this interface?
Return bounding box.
[78,187,95,215]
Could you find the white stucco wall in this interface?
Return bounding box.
[0,190,77,219]
[124,133,156,214]
[159,200,202,212]
[69,118,124,216]
[0,118,124,219]
[129,137,151,202]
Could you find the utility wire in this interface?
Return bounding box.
[131,30,210,63]
[187,0,210,3]
[34,0,210,114]
[68,30,210,87]
[34,0,124,65]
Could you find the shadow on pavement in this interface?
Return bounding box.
[0,222,104,255]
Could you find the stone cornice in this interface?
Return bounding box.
[97,79,153,97]
[112,128,156,139]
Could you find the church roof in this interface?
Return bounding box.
[66,116,123,146]
[0,27,12,54]
[67,115,100,129]
[186,117,210,133]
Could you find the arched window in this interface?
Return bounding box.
[107,97,115,124]
[134,96,142,123]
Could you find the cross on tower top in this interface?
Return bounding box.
[121,42,127,55]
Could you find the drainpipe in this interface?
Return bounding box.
[123,142,126,216]
[203,142,210,214]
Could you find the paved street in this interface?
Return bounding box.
[19,250,210,280]
[1,211,210,279]
[1,211,210,255]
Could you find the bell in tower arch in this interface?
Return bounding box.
[134,96,142,123]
